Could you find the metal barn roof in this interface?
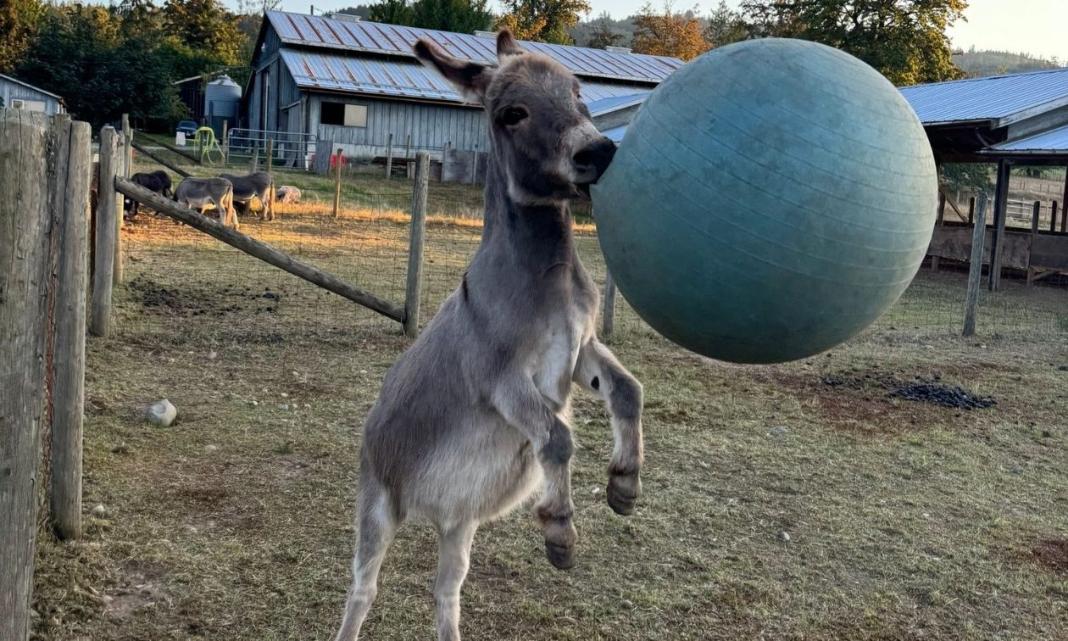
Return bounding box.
[280,50,653,105]
[266,11,682,85]
[986,123,1068,155]
[900,67,1068,127]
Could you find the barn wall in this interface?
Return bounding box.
[309,93,488,156]
[0,79,62,115]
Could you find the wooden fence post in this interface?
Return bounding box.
[963,194,989,337]
[988,160,1010,291]
[403,152,430,338]
[441,141,450,182]
[0,109,53,641]
[385,132,394,179]
[932,190,946,271]
[602,271,617,339]
[90,126,119,337]
[49,118,92,541]
[1027,200,1040,286]
[1051,201,1058,233]
[121,113,132,179]
[968,196,975,224]
[405,133,412,169]
[266,137,273,176]
[333,148,343,218]
[222,120,229,165]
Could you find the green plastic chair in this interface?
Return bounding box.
[194,126,224,165]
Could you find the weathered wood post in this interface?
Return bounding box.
[932,190,946,271]
[222,120,229,165]
[602,271,617,339]
[963,194,989,337]
[90,126,119,337]
[49,117,92,541]
[403,152,430,338]
[333,148,343,218]
[0,109,52,641]
[968,196,975,224]
[441,141,450,182]
[405,133,412,174]
[1051,201,1058,233]
[385,132,394,179]
[266,137,274,175]
[988,160,1010,291]
[121,113,132,179]
[1027,200,1041,286]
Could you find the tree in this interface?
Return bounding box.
[410,0,492,32]
[497,0,592,44]
[740,0,967,85]
[163,0,242,67]
[368,0,415,24]
[0,0,43,73]
[586,11,626,49]
[705,0,749,47]
[631,2,711,60]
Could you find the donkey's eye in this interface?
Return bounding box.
[499,107,529,127]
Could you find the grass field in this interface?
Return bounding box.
[30,168,1068,641]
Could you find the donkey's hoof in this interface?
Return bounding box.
[607,474,641,516]
[545,540,575,570]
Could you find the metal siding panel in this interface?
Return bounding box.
[902,67,1068,124]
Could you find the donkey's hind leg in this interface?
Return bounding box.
[334,480,398,641]
[434,520,477,641]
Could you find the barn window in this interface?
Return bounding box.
[321,102,367,127]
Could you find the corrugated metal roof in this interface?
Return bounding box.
[900,67,1068,127]
[281,50,654,106]
[267,11,682,85]
[986,123,1068,154]
[586,92,648,117]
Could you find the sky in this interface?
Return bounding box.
[262,0,1068,62]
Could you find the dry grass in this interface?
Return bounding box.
[30,177,1068,641]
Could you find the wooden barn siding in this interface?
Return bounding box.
[0,79,62,115]
[309,94,488,153]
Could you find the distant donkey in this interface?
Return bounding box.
[333,31,643,641]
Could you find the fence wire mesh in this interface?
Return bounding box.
[121,144,1068,351]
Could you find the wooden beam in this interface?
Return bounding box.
[114,178,406,323]
[130,140,190,177]
[988,160,1011,291]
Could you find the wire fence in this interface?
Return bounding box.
[120,147,1068,350]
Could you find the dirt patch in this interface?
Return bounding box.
[103,560,169,620]
[127,276,287,318]
[1031,538,1068,575]
[889,382,996,409]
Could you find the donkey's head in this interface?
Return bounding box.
[415,31,616,205]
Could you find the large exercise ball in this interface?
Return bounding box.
[592,38,937,364]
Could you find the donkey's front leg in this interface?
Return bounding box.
[574,340,644,515]
[492,380,577,569]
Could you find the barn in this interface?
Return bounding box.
[0,73,64,115]
[243,11,682,173]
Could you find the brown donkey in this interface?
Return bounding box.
[333,31,644,641]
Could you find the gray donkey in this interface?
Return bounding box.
[334,31,644,641]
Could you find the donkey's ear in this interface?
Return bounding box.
[414,38,492,100]
[496,30,523,58]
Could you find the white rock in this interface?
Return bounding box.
[145,400,177,427]
[779,531,791,543]
[249,399,259,406]
[280,392,289,398]
[91,504,108,517]
[208,351,218,360]
[204,445,218,453]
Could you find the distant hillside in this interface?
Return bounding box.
[954,49,1061,78]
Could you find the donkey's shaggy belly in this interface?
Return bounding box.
[403,418,543,525]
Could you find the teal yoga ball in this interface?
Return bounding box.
[592,38,937,364]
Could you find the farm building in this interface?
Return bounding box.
[900,67,1068,286]
[243,11,682,172]
[0,73,64,115]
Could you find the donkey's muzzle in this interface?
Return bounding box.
[572,137,617,185]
